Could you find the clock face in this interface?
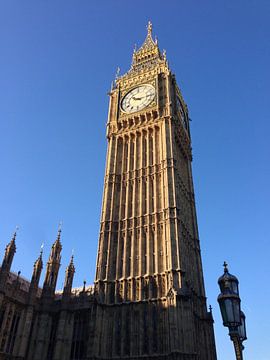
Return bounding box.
[121,84,155,113]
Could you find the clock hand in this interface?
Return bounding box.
[132,95,149,101]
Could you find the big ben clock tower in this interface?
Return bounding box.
[93,22,217,360]
[0,22,218,360]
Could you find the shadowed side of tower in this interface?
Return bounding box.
[93,22,217,360]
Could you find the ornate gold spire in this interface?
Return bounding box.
[131,21,165,72]
[139,21,156,50]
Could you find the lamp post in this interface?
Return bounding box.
[217,262,247,360]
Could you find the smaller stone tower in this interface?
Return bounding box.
[29,247,43,298]
[42,228,62,299]
[63,254,75,297]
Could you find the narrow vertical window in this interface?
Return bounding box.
[0,306,6,331]
[143,307,148,354]
[143,132,147,168]
[6,310,21,355]
[149,132,153,166]
[124,138,129,172]
[152,304,158,353]
[155,127,160,164]
[130,137,135,171]
[47,314,58,360]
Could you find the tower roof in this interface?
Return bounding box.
[130,21,165,72]
[138,21,157,51]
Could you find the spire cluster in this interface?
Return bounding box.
[0,226,76,299]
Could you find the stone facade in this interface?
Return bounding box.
[0,23,217,360]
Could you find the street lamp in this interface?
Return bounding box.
[217,262,247,360]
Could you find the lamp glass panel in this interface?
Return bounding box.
[231,281,239,295]
[219,301,228,324]
[232,298,241,324]
[225,299,234,323]
[239,313,247,340]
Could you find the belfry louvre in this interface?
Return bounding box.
[0,23,217,360]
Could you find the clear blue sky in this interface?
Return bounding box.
[0,1,269,359]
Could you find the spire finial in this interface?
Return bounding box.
[12,226,19,241]
[56,222,62,244]
[163,49,167,61]
[115,67,120,81]
[71,249,75,265]
[70,253,74,265]
[223,261,228,273]
[38,243,44,263]
[147,21,152,36]
[58,221,62,234]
